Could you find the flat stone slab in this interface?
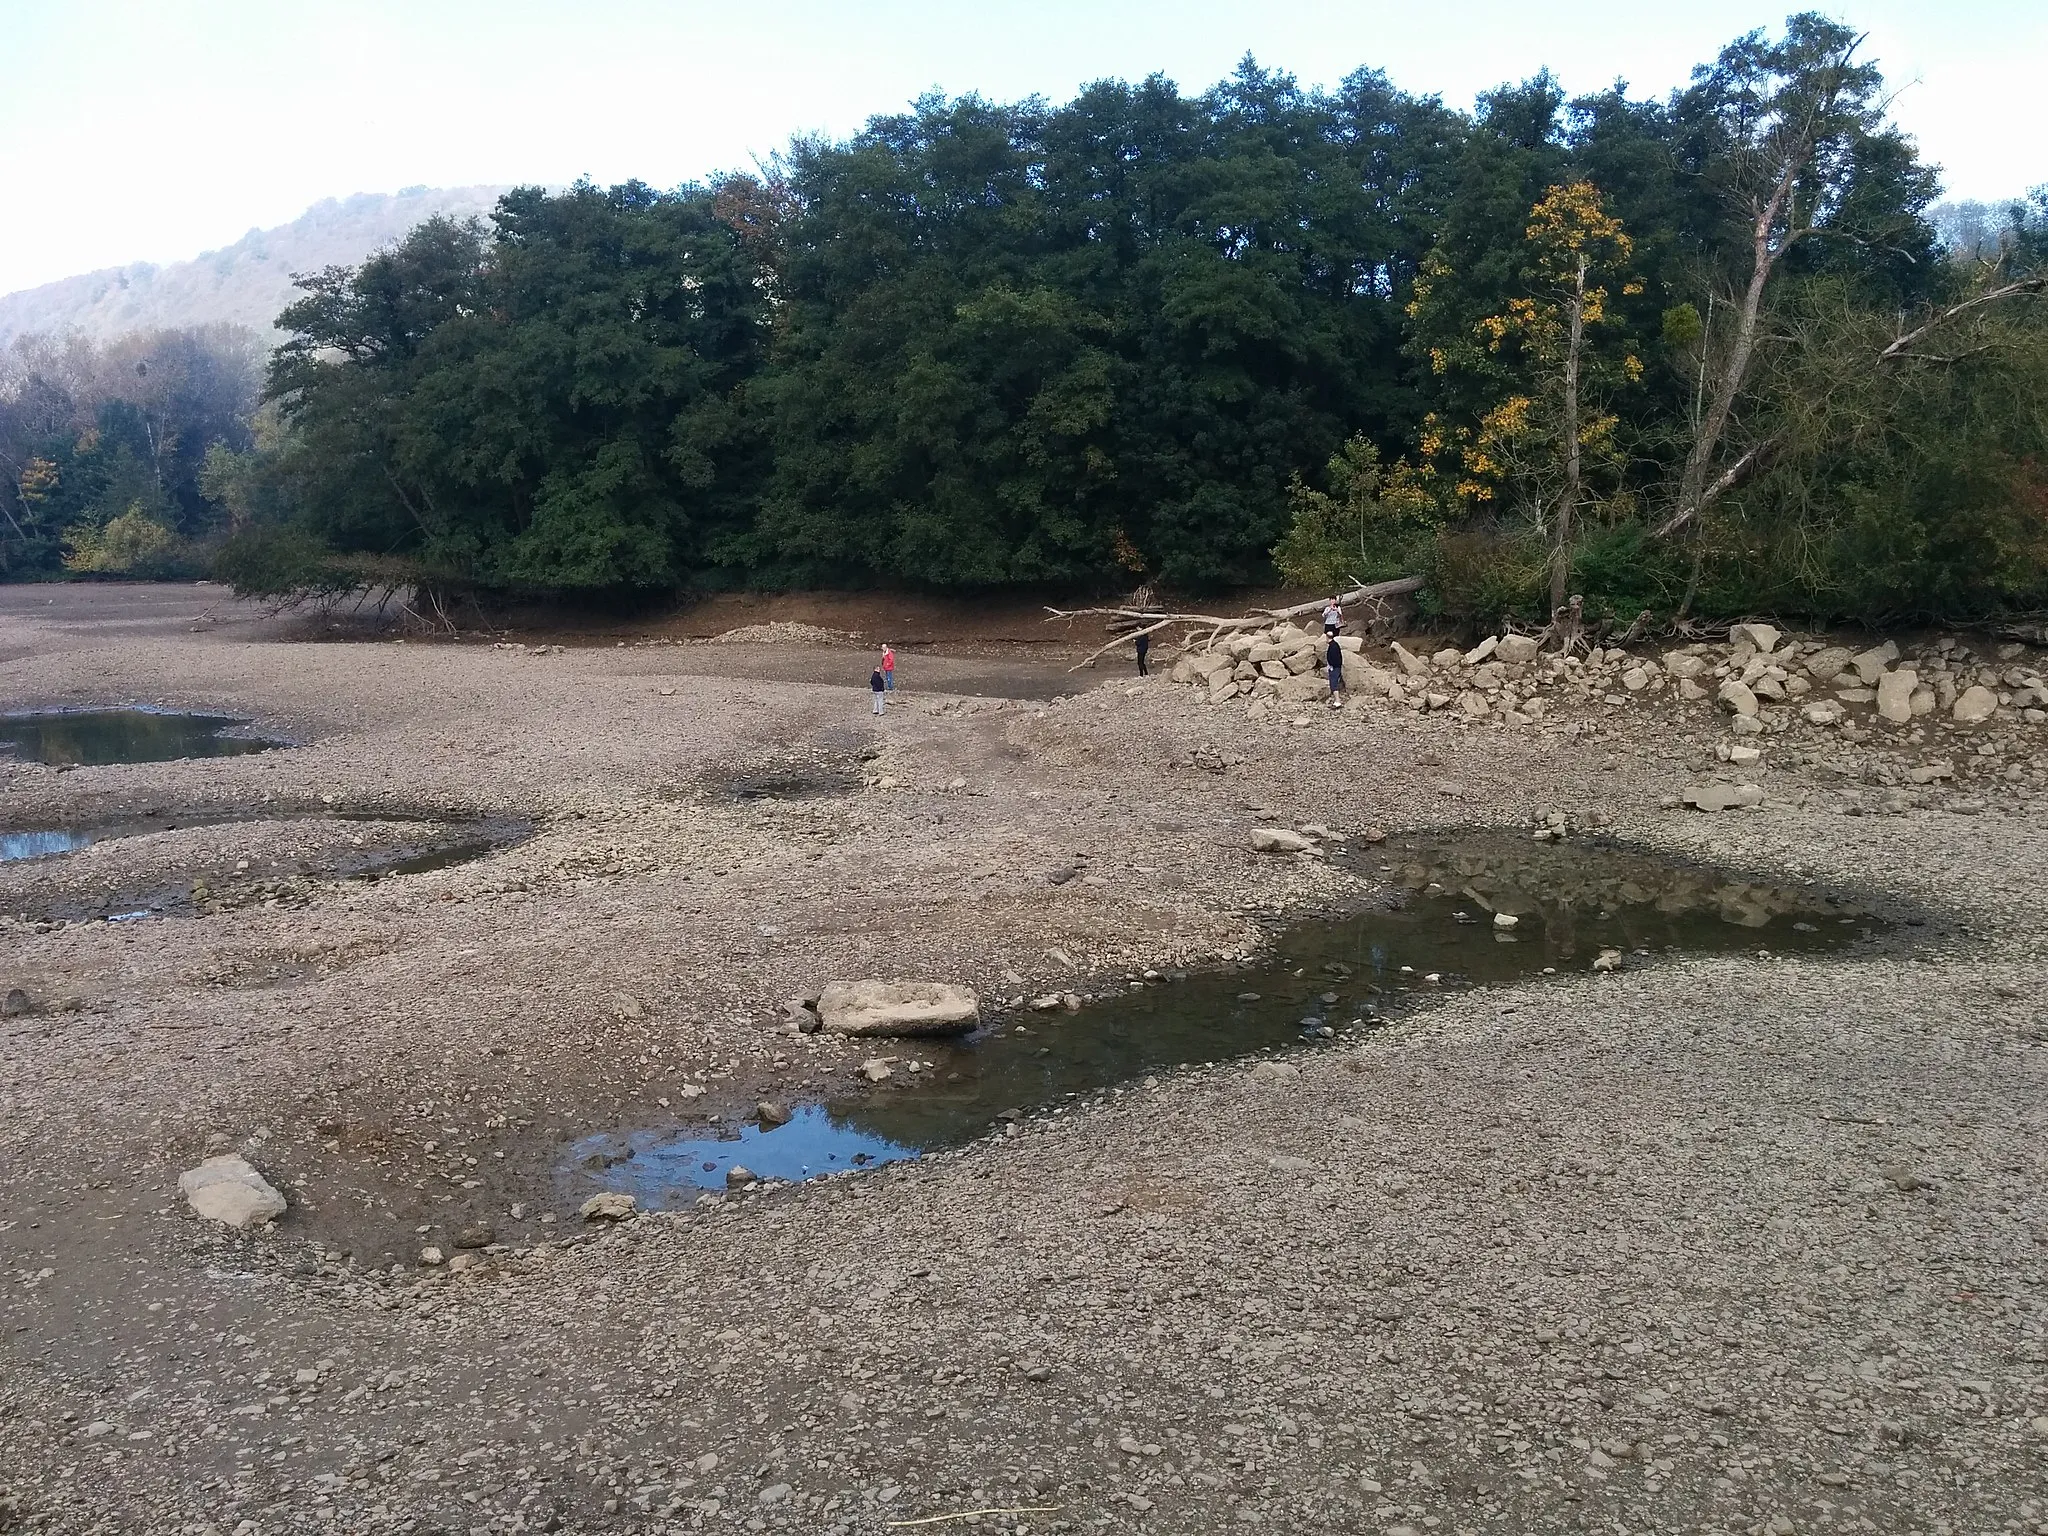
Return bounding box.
[817,980,980,1037]
[1681,783,1765,812]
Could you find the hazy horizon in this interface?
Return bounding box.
[5,0,2043,299]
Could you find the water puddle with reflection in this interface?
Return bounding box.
[0,829,96,862]
[567,829,1896,1206]
[0,708,288,765]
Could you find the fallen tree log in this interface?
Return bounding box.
[1047,575,1425,671]
[1048,573,1417,671]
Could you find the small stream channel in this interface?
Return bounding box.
[567,829,1894,1204]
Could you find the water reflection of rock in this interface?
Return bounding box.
[1384,833,1868,965]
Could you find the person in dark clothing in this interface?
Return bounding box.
[869,667,887,715]
[1135,630,1150,676]
[1326,635,1346,705]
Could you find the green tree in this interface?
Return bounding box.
[1271,435,1441,591]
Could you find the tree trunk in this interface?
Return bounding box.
[1551,258,1587,614]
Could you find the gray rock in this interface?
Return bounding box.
[453,1223,496,1249]
[1802,645,1853,681]
[1952,684,1998,723]
[1390,642,1431,677]
[817,980,980,1036]
[579,1192,636,1221]
[1730,622,1782,654]
[726,1165,757,1188]
[1682,782,1765,812]
[1495,634,1541,664]
[1717,679,1760,716]
[1249,827,1313,853]
[1876,668,1918,724]
[1850,641,1900,683]
[1,988,28,1018]
[756,1100,791,1127]
[178,1155,286,1229]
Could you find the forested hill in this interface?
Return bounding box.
[0,187,510,346]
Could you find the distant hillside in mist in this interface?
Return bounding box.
[0,186,511,347]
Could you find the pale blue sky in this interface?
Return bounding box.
[2,0,2040,297]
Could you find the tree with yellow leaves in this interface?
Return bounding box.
[1470,182,1644,613]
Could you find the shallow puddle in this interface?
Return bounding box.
[0,708,286,765]
[0,829,96,862]
[570,830,1893,1204]
[0,808,533,920]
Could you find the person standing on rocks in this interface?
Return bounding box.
[1326,633,1346,707]
[870,665,887,716]
[881,643,896,696]
[1323,597,1344,637]
[1135,630,1151,676]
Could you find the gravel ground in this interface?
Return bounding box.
[2,584,2045,1535]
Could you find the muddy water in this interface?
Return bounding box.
[568,830,1891,1203]
[0,707,286,764]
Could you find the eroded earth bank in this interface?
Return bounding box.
[2,584,2045,1536]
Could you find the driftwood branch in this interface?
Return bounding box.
[1046,576,1425,671]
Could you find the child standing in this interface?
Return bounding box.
[870,666,887,715]
[881,644,896,694]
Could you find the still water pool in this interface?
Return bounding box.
[568,829,1891,1204]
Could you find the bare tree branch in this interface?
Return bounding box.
[1654,438,1780,537]
[1875,277,2047,366]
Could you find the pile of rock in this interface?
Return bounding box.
[1686,627,2047,741]
[1169,624,1551,715]
[1166,617,2047,743]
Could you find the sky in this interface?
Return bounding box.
[3,0,2042,298]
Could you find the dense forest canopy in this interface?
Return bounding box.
[5,13,2045,625]
[0,326,263,578]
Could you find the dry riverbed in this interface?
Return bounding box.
[1,583,2045,1536]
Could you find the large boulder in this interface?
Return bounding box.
[1730,622,1782,655]
[1495,634,1541,664]
[1717,679,1760,717]
[1850,641,1900,684]
[817,981,980,1037]
[178,1156,286,1229]
[1350,665,1398,697]
[1802,646,1853,682]
[1875,668,1918,725]
[1952,685,1999,723]
[1275,672,1327,704]
[1390,642,1432,678]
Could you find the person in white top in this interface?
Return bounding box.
[1322,598,1343,637]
